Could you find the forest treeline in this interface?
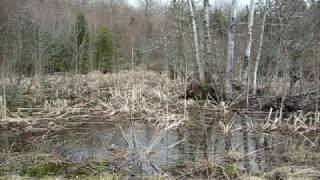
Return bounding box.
[0,0,320,100]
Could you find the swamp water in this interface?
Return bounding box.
[0,117,319,177]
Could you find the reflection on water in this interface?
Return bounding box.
[0,118,318,176]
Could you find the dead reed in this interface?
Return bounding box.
[0,70,191,137]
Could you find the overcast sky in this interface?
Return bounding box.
[127,0,251,8]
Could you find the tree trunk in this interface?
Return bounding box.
[188,0,204,82]
[168,0,178,79]
[241,0,255,87]
[224,0,238,99]
[203,0,211,61]
[275,40,282,77]
[252,0,270,94]
[274,2,283,79]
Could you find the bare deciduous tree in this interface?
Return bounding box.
[203,0,212,66]
[241,0,255,88]
[252,0,270,94]
[225,0,238,99]
[188,0,204,82]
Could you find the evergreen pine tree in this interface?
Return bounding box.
[75,12,90,74]
[95,27,114,73]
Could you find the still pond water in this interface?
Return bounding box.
[0,118,319,176]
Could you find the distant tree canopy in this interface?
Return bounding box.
[0,0,319,99]
[46,11,90,74]
[212,10,227,36]
[47,42,72,73]
[0,1,164,76]
[95,27,114,73]
[46,12,115,74]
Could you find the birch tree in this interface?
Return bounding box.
[203,0,212,65]
[241,0,255,87]
[224,0,238,99]
[252,0,270,94]
[188,0,204,82]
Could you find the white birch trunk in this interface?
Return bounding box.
[188,0,204,82]
[203,0,211,58]
[225,0,238,99]
[252,0,270,94]
[242,0,255,87]
[203,0,212,82]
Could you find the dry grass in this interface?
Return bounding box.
[263,77,320,96]
[0,70,190,135]
[259,109,320,134]
[3,70,318,133]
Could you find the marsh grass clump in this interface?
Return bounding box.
[22,161,70,178]
[222,163,241,179]
[0,154,70,178]
[164,161,241,179]
[283,141,320,167]
[0,153,119,178]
